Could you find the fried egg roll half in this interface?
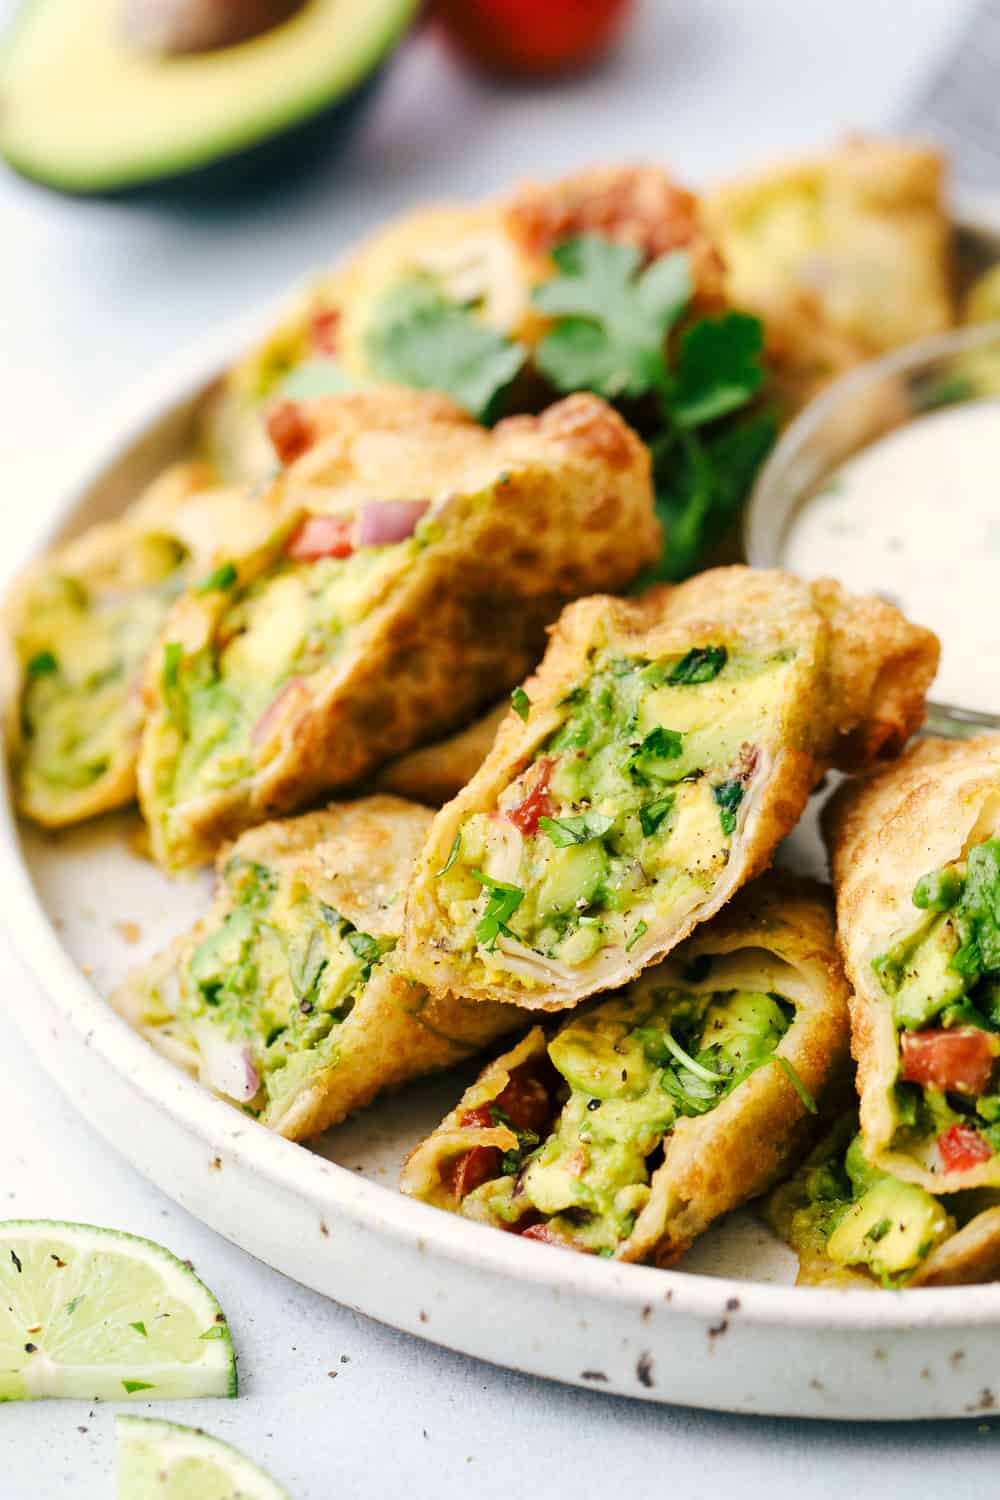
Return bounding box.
[138,392,658,871]
[764,1108,1000,1288]
[5,462,264,828]
[402,875,849,1264]
[112,797,520,1141]
[375,702,507,807]
[404,567,938,1011]
[203,164,724,479]
[826,736,1000,1190]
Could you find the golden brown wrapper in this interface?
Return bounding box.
[704,136,954,409]
[402,874,850,1266]
[4,461,265,828]
[825,735,1000,1190]
[112,796,522,1141]
[375,701,507,807]
[138,390,659,871]
[403,566,939,1012]
[763,1109,1000,1288]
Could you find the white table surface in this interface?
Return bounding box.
[3,1,998,1493]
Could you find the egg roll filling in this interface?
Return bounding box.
[436,643,795,978]
[152,849,395,1125]
[872,837,1000,1175]
[17,534,189,799]
[775,1124,955,1287]
[161,510,437,809]
[452,973,794,1254]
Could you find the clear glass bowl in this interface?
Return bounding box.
[745,320,1000,736]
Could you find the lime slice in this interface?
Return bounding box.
[0,1221,236,1401]
[117,1417,289,1499]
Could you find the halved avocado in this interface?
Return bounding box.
[0,0,419,195]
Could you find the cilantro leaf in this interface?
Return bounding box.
[671,313,767,428]
[639,796,674,837]
[626,726,684,781]
[534,239,690,399]
[712,779,744,835]
[26,650,58,678]
[470,869,525,951]
[668,645,727,685]
[365,278,525,422]
[347,931,381,969]
[538,812,614,847]
[511,686,530,722]
[196,562,237,594]
[435,833,462,878]
[626,918,649,952]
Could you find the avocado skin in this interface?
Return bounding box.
[6,68,385,201]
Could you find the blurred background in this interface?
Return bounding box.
[0,0,976,591]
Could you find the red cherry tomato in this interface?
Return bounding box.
[937,1123,992,1174]
[445,1144,501,1199]
[900,1028,996,1096]
[432,0,635,78]
[495,1069,551,1135]
[504,758,554,837]
[285,514,355,561]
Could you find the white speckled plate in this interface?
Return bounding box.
[6,203,1000,1422]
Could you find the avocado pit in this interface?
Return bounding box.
[122,0,306,56]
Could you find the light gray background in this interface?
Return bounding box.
[1,1,994,1494]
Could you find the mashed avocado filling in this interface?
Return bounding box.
[872,839,1000,1167]
[786,1131,954,1287]
[463,978,793,1253]
[17,535,189,801]
[175,852,393,1122]
[437,644,794,977]
[159,522,430,810]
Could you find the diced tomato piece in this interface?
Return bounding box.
[267,400,312,465]
[285,514,355,561]
[309,305,340,355]
[505,758,554,837]
[519,1224,569,1247]
[900,1028,996,1096]
[445,1145,501,1199]
[458,1104,494,1130]
[937,1122,992,1174]
[495,1068,551,1135]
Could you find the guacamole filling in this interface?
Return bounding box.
[457,977,794,1254]
[787,1131,953,1287]
[159,515,435,809]
[436,644,795,977]
[18,535,188,800]
[175,852,393,1122]
[873,838,1000,1173]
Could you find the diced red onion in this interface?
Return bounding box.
[199,1033,260,1104]
[357,499,430,548]
[251,676,307,746]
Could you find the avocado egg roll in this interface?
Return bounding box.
[5,462,265,828]
[401,875,849,1265]
[375,702,507,807]
[403,567,938,1011]
[764,1108,1000,1288]
[826,735,1000,1190]
[112,796,521,1141]
[138,391,659,871]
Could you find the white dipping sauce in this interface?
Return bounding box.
[782,400,1000,715]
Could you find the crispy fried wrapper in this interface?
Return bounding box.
[4,460,267,828]
[763,1108,1000,1288]
[825,736,1000,1190]
[704,136,954,409]
[402,874,850,1266]
[112,796,522,1141]
[375,701,507,806]
[202,164,724,479]
[403,566,939,1012]
[138,390,658,871]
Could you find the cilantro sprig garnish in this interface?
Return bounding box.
[365,278,525,422]
[533,235,773,580]
[470,869,525,951]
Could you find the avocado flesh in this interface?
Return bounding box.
[17,543,186,803]
[443,647,794,971]
[0,0,418,193]
[178,851,391,1121]
[465,982,793,1253]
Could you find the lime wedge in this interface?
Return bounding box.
[0,1221,236,1401]
[117,1417,289,1499]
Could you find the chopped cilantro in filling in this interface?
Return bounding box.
[18,537,188,800]
[438,646,793,971]
[463,980,793,1253]
[872,838,1000,1167]
[178,852,393,1121]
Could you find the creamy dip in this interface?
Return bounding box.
[781,400,1000,714]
